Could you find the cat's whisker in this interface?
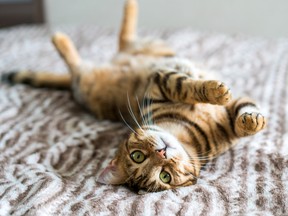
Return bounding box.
[190,156,213,161]
[143,97,154,125]
[118,109,139,136]
[147,101,154,126]
[191,147,230,160]
[200,162,218,166]
[142,90,154,126]
[186,157,218,167]
[126,92,145,134]
[136,96,149,127]
[188,157,216,164]
[186,152,213,162]
[148,95,155,126]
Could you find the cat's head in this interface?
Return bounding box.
[97,126,198,192]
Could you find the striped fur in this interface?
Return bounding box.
[1,0,267,194]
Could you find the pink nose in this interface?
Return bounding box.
[156,149,166,159]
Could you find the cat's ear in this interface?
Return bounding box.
[97,159,127,185]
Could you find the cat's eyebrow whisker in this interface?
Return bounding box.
[126,92,145,134]
[118,109,139,136]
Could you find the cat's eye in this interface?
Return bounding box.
[130,151,146,163]
[159,171,171,184]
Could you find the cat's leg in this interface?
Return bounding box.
[119,0,138,51]
[1,32,78,89]
[225,97,267,137]
[52,32,82,72]
[117,0,174,56]
[1,70,71,89]
[2,33,80,89]
[148,71,232,105]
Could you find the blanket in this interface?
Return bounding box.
[0,25,287,215]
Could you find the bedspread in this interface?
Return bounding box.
[0,25,287,215]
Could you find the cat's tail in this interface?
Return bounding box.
[119,0,138,51]
[52,32,82,73]
[1,70,71,90]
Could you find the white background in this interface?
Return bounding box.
[44,0,288,38]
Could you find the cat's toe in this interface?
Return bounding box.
[205,81,232,105]
[236,112,266,136]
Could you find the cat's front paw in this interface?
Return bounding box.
[204,81,232,105]
[235,112,267,136]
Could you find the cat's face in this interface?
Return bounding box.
[98,126,198,192]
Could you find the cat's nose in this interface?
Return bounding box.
[156,149,166,159]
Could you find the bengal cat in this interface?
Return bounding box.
[2,0,266,192]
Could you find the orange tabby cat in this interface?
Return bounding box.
[2,0,266,192]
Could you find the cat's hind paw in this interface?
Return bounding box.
[235,112,267,136]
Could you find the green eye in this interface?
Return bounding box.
[159,171,171,184]
[130,151,146,163]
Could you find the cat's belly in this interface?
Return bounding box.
[71,66,149,123]
[84,92,141,122]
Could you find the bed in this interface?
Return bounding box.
[0,25,287,215]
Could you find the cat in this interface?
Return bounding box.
[2,0,266,192]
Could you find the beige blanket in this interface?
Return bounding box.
[0,25,287,215]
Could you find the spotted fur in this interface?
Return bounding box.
[2,0,266,192]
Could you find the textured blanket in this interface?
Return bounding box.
[0,25,287,215]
